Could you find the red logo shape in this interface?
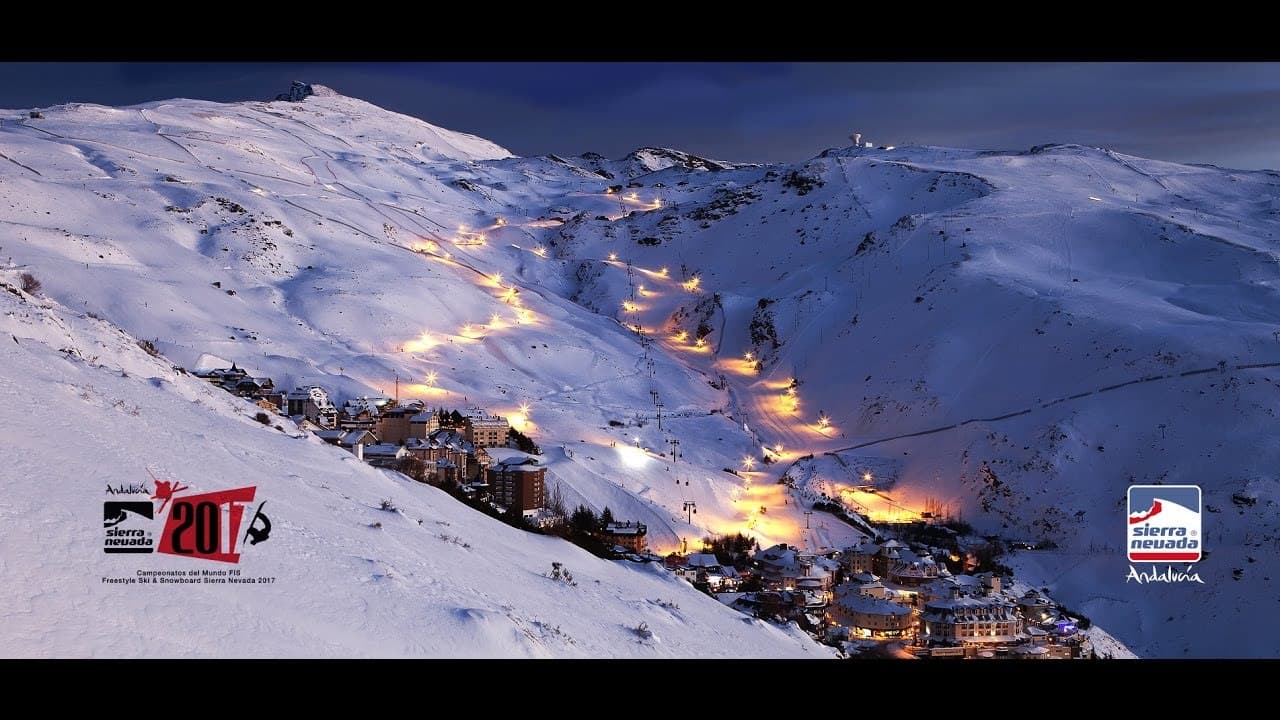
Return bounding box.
[151,479,189,515]
[1129,499,1162,525]
[157,486,257,563]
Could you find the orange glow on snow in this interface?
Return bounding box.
[402,332,440,353]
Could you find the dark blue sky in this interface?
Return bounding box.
[2,62,1277,170]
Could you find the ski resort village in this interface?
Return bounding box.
[3,80,1276,659]
[189,356,1107,659]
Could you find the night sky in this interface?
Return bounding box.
[2,62,1277,170]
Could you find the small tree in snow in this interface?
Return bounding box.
[547,562,576,586]
[20,272,41,295]
[548,482,568,519]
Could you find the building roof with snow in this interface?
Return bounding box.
[414,429,476,453]
[343,396,391,417]
[686,553,721,568]
[922,594,1018,621]
[288,386,335,410]
[362,443,408,459]
[832,591,913,617]
[338,430,376,447]
[601,521,645,536]
[844,541,881,556]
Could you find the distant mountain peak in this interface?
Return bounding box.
[626,146,731,172]
[617,146,754,177]
[274,81,339,102]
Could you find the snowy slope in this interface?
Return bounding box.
[2,86,1278,657]
[0,269,828,658]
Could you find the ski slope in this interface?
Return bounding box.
[0,267,829,658]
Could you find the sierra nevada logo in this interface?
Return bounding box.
[104,474,271,564]
[103,501,155,553]
[1127,484,1201,562]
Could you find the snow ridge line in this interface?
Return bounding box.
[826,359,1280,455]
[0,151,42,176]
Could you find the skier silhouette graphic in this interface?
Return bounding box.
[151,479,189,514]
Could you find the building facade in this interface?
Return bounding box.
[754,543,836,594]
[405,429,476,484]
[409,410,441,439]
[464,411,510,448]
[375,405,419,446]
[596,521,648,553]
[921,594,1023,645]
[287,386,337,429]
[485,457,546,516]
[827,586,915,639]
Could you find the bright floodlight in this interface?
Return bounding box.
[617,443,648,469]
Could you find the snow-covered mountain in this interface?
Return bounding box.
[0,267,827,658]
[2,84,1277,658]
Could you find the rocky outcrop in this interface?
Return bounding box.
[274,82,339,102]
